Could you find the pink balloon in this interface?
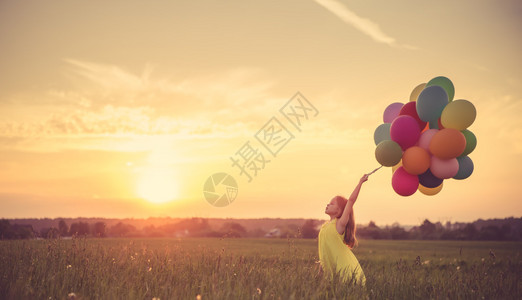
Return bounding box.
[431,156,459,179]
[383,102,404,123]
[418,129,439,152]
[392,167,419,196]
[390,115,421,150]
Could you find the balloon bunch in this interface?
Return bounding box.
[374,76,477,196]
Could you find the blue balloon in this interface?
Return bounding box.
[418,169,443,188]
[374,123,391,145]
[453,156,474,180]
[416,86,449,122]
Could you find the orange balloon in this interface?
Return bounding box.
[402,146,430,175]
[429,129,466,159]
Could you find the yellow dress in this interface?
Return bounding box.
[318,218,366,285]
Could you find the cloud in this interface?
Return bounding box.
[313,0,417,49]
[0,59,289,152]
[63,59,275,111]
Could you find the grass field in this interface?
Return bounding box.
[0,238,520,299]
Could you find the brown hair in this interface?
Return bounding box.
[334,195,358,249]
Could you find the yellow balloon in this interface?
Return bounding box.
[409,83,426,102]
[392,160,402,174]
[418,182,443,196]
[441,99,476,130]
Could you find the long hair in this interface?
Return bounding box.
[334,195,358,249]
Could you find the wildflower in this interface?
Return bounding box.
[196,295,202,300]
[148,267,152,272]
[67,293,77,300]
[66,264,72,269]
[489,250,496,259]
[152,298,160,300]
[456,266,460,270]
[256,288,262,295]
[422,260,430,265]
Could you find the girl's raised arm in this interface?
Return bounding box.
[337,174,368,229]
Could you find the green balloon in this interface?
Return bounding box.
[426,76,455,102]
[460,129,477,156]
[375,140,403,167]
[374,123,391,145]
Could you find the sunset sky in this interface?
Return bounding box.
[1,0,521,225]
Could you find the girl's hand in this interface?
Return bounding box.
[360,174,369,183]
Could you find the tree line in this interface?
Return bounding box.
[1,217,520,241]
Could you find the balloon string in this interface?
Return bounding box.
[367,166,383,176]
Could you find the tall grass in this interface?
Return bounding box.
[0,238,520,299]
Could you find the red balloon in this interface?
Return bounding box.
[392,167,419,196]
[399,102,427,131]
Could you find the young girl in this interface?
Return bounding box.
[318,174,368,285]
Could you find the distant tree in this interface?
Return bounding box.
[479,225,504,241]
[419,219,436,239]
[445,221,452,231]
[41,227,59,239]
[460,223,478,240]
[358,221,382,239]
[301,219,319,239]
[109,222,137,237]
[58,220,69,237]
[0,219,11,239]
[93,222,106,237]
[0,220,35,239]
[69,222,90,236]
[143,225,165,237]
[500,224,511,239]
[389,225,409,240]
[220,222,247,237]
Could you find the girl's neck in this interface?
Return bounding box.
[330,216,337,221]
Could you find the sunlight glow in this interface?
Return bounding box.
[137,166,178,204]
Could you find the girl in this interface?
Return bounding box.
[318,174,368,284]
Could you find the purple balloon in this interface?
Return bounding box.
[390,115,421,150]
[383,102,404,123]
[418,169,443,188]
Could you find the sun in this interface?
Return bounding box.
[137,167,178,204]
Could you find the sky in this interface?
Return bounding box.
[1,0,521,225]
